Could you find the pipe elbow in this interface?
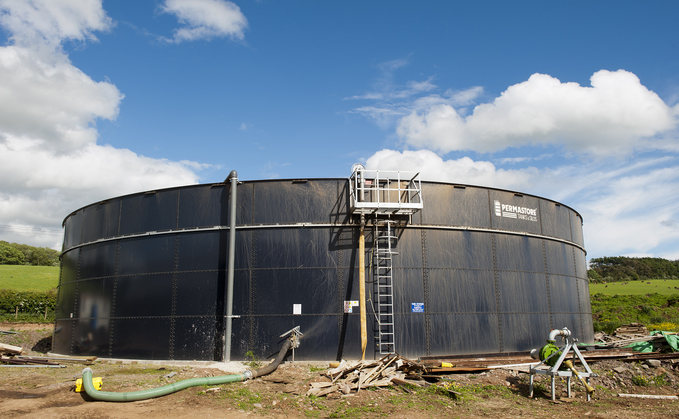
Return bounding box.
[226,170,238,182]
[548,327,571,342]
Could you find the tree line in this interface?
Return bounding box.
[588,256,679,282]
[0,241,60,267]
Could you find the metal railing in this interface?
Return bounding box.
[349,169,423,215]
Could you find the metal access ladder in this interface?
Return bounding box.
[374,220,397,354]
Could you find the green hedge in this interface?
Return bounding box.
[0,288,57,314]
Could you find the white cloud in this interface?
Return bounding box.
[0,137,201,249]
[0,1,204,249]
[364,149,679,260]
[397,70,678,156]
[0,0,112,47]
[0,46,123,151]
[161,0,247,43]
[354,64,679,260]
[365,149,536,190]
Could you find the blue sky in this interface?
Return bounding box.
[0,0,677,262]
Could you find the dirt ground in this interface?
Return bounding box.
[2,323,679,419]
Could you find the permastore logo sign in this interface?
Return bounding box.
[494,200,538,222]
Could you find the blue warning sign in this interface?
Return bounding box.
[411,303,424,313]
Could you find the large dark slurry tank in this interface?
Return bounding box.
[53,170,592,361]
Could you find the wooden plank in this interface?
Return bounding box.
[0,343,22,355]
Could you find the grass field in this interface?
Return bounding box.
[589,279,679,295]
[0,265,59,292]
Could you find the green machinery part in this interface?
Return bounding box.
[538,340,562,367]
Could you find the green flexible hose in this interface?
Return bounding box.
[81,367,249,402]
[81,339,293,402]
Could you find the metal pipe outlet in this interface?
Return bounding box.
[224,170,238,362]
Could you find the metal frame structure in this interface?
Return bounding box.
[349,169,423,215]
[529,333,597,401]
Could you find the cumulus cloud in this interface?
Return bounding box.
[0,139,198,220]
[0,1,204,249]
[364,148,679,260]
[366,149,536,190]
[161,0,247,42]
[397,70,678,156]
[354,63,679,259]
[0,0,112,47]
[0,46,123,151]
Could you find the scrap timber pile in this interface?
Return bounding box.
[593,323,679,355]
[0,339,95,367]
[307,353,458,397]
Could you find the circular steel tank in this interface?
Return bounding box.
[53,178,592,361]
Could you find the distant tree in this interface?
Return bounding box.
[12,243,59,266]
[0,241,26,265]
[0,242,59,266]
[588,256,679,282]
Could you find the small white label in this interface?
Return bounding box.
[344,300,359,313]
[293,304,302,315]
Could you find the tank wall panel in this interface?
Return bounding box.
[428,313,500,355]
[420,230,493,270]
[82,201,120,243]
[578,278,592,314]
[394,312,427,358]
[232,270,251,316]
[113,274,173,317]
[60,248,80,285]
[498,272,549,313]
[63,210,83,248]
[53,320,74,355]
[253,269,338,315]
[256,229,336,269]
[117,236,175,276]
[79,242,117,280]
[175,272,220,316]
[494,235,545,273]
[173,317,217,360]
[570,212,585,247]
[539,201,572,241]
[111,318,171,360]
[489,190,542,235]
[253,180,339,225]
[393,268,424,314]
[574,248,587,278]
[418,184,492,228]
[393,228,422,268]
[119,190,178,235]
[544,241,577,277]
[71,317,110,357]
[549,275,581,313]
[77,278,114,320]
[501,313,552,352]
[178,185,224,229]
[234,183,254,225]
[56,281,77,319]
[426,269,496,313]
[177,231,222,271]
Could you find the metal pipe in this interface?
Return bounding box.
[548,327,571,342]
[224,170,238,362]
[359,169,365,202]
[359,215,367,360]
